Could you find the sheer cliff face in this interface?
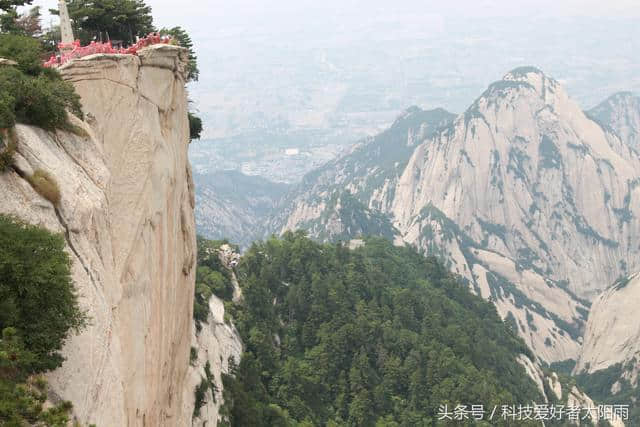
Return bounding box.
[576,273,640,383]
[0,45,197,426]
[278,68,640,363]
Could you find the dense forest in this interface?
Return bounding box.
[206,232,543,426]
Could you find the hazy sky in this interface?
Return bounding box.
[21,0,640,139]
[25,0,640,31]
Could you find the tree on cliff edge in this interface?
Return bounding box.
[160,26,199,82]
[54,0,154,45]
[0,0,31,13]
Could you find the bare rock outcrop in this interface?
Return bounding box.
[575,272,640,385]
[588,92,640,150]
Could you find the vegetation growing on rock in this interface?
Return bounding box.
[0,34,82,131]
[27,169,61,205]
[193,237,237,331]
[0,128,16,171]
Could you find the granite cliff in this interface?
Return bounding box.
[0,45,199,426]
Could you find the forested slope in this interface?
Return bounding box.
[217,233,542,426]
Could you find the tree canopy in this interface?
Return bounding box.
[203,233,542,426]
[58,0,154,45]
[0,0,31,13]
[0,215,87,372]
[0,214,87,425]
[161,26,199,82]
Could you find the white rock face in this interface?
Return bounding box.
[184,293,243,426]
[575,273,640,384]
[588,92,640,150]
[0,45,197,426]
[392,68,640,301]
[182,245,243,427]
[277,68,640,363]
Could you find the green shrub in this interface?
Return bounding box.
[0,33,43,76]
[188,112,202,141]
[0,89,16,128]
[193,239,237,331]
[0,214,87,373]
[193,361,218,419]
[0,35,83,131]
[27,169,61,205]
[0,329,74,425]
[190,346,198,366]
[0,214,86,425]
[193,379,208,418]
[10,72,83,130]
[66,122,90,139]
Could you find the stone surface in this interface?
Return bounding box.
[588,92,640,150]
[575,272,640,386]
[0,57,18,66]
[184,293,243,427]
[0,45,197,426]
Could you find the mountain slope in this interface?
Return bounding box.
[219,234,543,426]
[587,92,640,150]
[576,272,640,378]
[277,67,640,363]
[574,272,640,423]
[194,170,289,248]
[273,106,456,241]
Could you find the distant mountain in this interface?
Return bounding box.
[194,170,289,248]
[587,92,640,150]
[272,106,456,241]
[274,67,640,364]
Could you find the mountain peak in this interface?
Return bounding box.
[463,66,568,124]
[504,65,546,80]
[502,66,559,96]
[606,91,637,101]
